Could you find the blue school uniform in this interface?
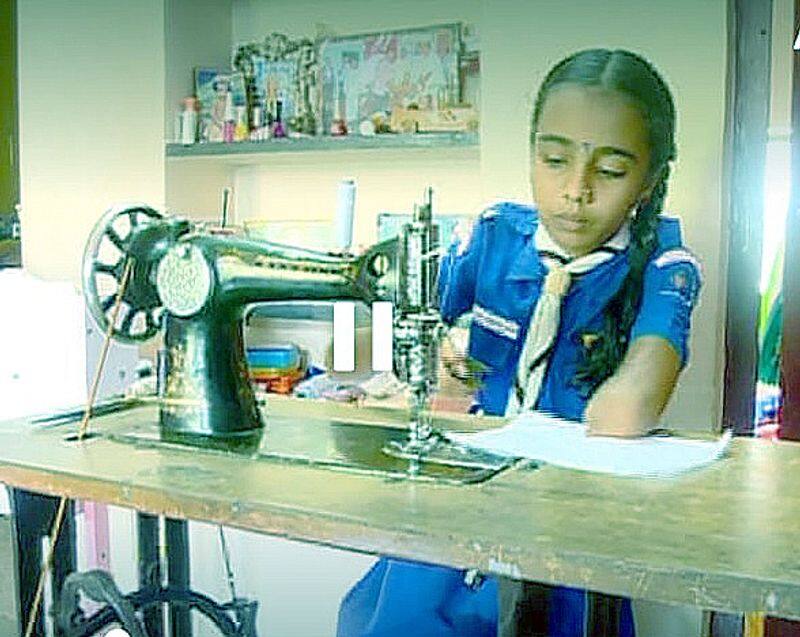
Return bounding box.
[337,202,702,637]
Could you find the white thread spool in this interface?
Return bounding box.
[335,179,356,252]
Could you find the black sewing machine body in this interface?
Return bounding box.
[82,201,435,446]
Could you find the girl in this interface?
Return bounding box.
[338,48,701,637]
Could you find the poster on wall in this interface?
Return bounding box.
[252,58,297,121]
[194,68,247,142]
[233,35,319,135]
[319,23,461,134]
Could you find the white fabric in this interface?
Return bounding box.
[448,411,731,478]
[653,247,702,271]
[508,222,631,415]
[0,269,88,420]
[0,269,90,515]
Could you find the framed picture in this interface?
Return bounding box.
[194,68,247,142]
[319,23,462,134]
[253,58,297,120]
[233,34,319,136]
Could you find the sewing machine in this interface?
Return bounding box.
[2,200,795,636]
[81,192,512,482]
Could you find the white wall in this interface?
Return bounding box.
[17,0,166,283]
[762,0,794,289]
[770,0,794,131]
[165,0,235,220]
[224,0,486,240]
[231,147,482,245]
[165,0,233,139]
[189,522,374,637]
[17,0,729,429]
[228,0,728,430]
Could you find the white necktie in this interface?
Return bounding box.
[507,221,631,416]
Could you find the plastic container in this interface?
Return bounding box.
[246,344,302,371]
[180,97,197,145]
[247,344,307,394]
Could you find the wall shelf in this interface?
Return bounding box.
[166,131,479,161]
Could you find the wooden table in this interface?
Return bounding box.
[0,397,797,619]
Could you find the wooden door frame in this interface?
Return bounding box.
[780,0,800,440]
[722,0,772,435]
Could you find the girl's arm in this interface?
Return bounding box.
[584,249,702,437]
[584,336,680,437]
[438,218,485,324]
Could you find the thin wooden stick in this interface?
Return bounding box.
[79,259,134,440]
[23,497,68,637]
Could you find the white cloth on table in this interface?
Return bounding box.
[448,411,731,478]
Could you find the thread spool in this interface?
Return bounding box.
[335,179,356,252]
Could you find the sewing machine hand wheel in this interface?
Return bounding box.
[82,204,169,344]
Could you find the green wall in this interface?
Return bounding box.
[0,0,17,214]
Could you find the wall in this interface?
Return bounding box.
[226,0,486,241]
[165,0,234,220]
[229,0,728,429]
[16,0,729,427]
[231,146,481,244]
[762,0,794,288]
[770,0,794,131]
[0,0,17,214]
[188,522,376,637]
[17,0,166,283]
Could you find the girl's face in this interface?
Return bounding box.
[531,84,653,256]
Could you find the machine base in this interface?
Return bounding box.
[33,398,521,484]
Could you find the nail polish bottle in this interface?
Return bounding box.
[223,91,235,143]
[250,106,264,141]
[330,78,348,136]
[234,105,248,142]
[271,99,287,138]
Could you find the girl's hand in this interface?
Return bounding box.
[440,327,485,390]
[584,336,681,438]
[584,378,652,438]
[440,327,471,382]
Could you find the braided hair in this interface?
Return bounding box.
[530,49,677,395]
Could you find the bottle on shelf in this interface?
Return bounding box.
[179,97,198,145]
[271,99,287,139]
[223,91,235,143]
[250,105,265,141]
[234,105,249,142]
[330,77,348,136]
